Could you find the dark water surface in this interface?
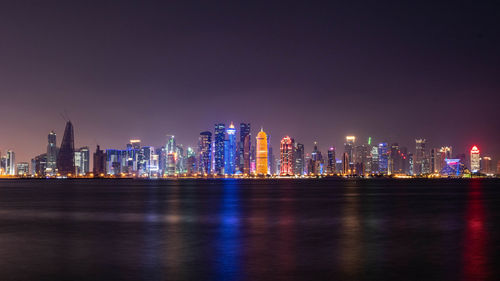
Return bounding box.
[0,178,499,281]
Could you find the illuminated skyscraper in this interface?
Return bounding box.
[6,150,15,175]
[344,136,355,172]
[57,121,75,176]
[214,123,225,174]
[378,143,389,175]
[293,143,304,175]
[74,146,90,175]
[279,136,294,175]
[16,162,29,176]
[327,147,336,174]
[370,146,379,173]
[224,122,237,174]
[256,128,268,175]
[46,131,58,176]
[239,123,251,174]
[414,139,427,175]
[198,131,212,174]
[470,146,480,173]
[342,152,349,175]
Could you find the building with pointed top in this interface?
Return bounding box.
[57,121,75,176]
[256,128,268,175]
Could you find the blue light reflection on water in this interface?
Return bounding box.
[215,179,242,281]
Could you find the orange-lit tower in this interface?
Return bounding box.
[256,128,268,175]
[280,136,294,176]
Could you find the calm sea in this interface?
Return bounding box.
[0,178,499,281]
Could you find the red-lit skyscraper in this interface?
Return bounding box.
[280,136,294,176]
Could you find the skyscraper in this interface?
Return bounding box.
[414,139,427,175]
[342,152,349,175]
[470,146,480,173]
[239,123,251,174]
[75,146,90,175]
[46,131,57,176]
[198,131,212,174]
[6,150,15,176]
[93,145,106,176]
[256,128,268,175]
[344,136,356,172]
[327,147,336,174]
[378,143,389,175]
[293,143,304,176]
[57,121,75,176]
[279,136,294,176]
[224,122,237,175]
[214,123,225,174]
[481,156,492,174]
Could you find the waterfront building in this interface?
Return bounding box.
[46,131,58,176]
[327,147,336,174]
[224,122,237,174]
[93,145,106,176]
[389,143,401,174]
[342,152,349,175]
[74,146,90,175]
[239,123,251,174]
[378,143,389,175]
[57,121,75,176]
[166,153,176,176]
[198,131,212,174]
[470,146,480,173]
[214,123,225,174]
[414,139,427,175]
[481,156,492,174]
[441,158,467,176]
[370,146,379,174]
[16,162,29,176]
[344,136,355,172]
[293,143,305,176]
[6,150,15,175]
[31,154,47,176]
[106,149,126,175]
[256,128,268,175]
[279,136,294,176]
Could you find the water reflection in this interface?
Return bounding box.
[339,181,362,279]
[215,179,242,280]
[463,179,489,281]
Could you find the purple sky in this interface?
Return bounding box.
[0,0,499,163]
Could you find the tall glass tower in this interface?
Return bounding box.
[239,123,251,174]
[46,131,57,175]
[214,123,225,174]
[198,131,212,174]
[57,121,75,176]
[224,122,236,175]
[256,128,268,175]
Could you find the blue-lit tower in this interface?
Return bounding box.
[224,122,237,174]
[198,131,212,174]
[214,123,225,174]
[378,142,389,174]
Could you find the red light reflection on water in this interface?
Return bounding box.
[462,179,489,281]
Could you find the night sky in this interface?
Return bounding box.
[1,0,499,163]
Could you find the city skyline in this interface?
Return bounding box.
[0,1,499,165]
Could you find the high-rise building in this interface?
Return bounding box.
[239,123,251,174]
[414,139,427,175]
[93,145,106,176]
[279,136,294,176]
[470,146,480,173]
[224,122,237,175]
[186,146,197,175]
[378,143,389,175]
[57,121,75,176]
[198,131,212,174]
[214,123,225,174]
[389,143,401,174]
[342,152,349,175]
[6,150,15,175]
[46,131,58,176]
[256,128,268,175]
[344,136,356,172]
[293,143,304,176]
[327,147,336,174]
[31,154,47,176]
[16,162,29,176]
[370,146,379,174]
[481,156,492,174]
[74,146,90,175]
